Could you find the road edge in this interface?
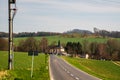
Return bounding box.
[49,55,54,80]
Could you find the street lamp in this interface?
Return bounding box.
[10,0,16,4]
[8,0,17,70]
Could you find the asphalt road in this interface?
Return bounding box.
[49,55,101,80]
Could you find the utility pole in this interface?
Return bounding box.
[8,0,17,70]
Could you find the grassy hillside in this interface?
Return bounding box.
[0,51,49,80]
[14,35,113,46]
[62,56,120,80]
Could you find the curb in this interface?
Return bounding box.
[49,56,54,80]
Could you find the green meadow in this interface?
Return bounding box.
[62,56,120,80]
[0,51,49,80]
[13,35,115,46]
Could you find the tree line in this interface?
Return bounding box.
[1,28,120,38]
[0,37,120,61]
[16,37,49,53]
[0,32,61,37]
[0,37,49,53]
[65,39,120,61]
[94,28,120,38]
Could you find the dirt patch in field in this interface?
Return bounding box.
[0,70,8,79]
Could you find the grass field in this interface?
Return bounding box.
[14,35,113,46]
[0,51,49,80]
[62,56,120,80]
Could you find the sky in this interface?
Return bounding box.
[0,0,120,33]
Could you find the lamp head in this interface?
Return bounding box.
[10,0,16,4]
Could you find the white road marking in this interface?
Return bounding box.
[75,77,79,80]
[70,73,74,77]
[67,71,70,73]
[61,66,80,80]
[62,67,65,70]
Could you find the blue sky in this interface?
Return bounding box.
[0,0,120,33]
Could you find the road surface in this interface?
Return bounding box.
[49,55,101,80]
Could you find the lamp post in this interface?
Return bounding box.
[8,0,17,70]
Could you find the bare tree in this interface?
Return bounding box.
[24,37,38,51]
[17,37,38,52]
[107,39,120,60]
[97,43,110,60]
[0,38,8,51]
[39,37,48,53]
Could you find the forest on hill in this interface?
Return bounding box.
[0,28,120,38]
[0,31,61,37]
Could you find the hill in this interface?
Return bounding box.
[64,29,93,34]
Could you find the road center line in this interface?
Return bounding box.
[64,69,67,71]
[75,77,79,80]
[70,73,74,77]
[67,71,70,73]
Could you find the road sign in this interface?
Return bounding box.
[28,51,38,56]
[34,51,38,56]
[28,51,33,56]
